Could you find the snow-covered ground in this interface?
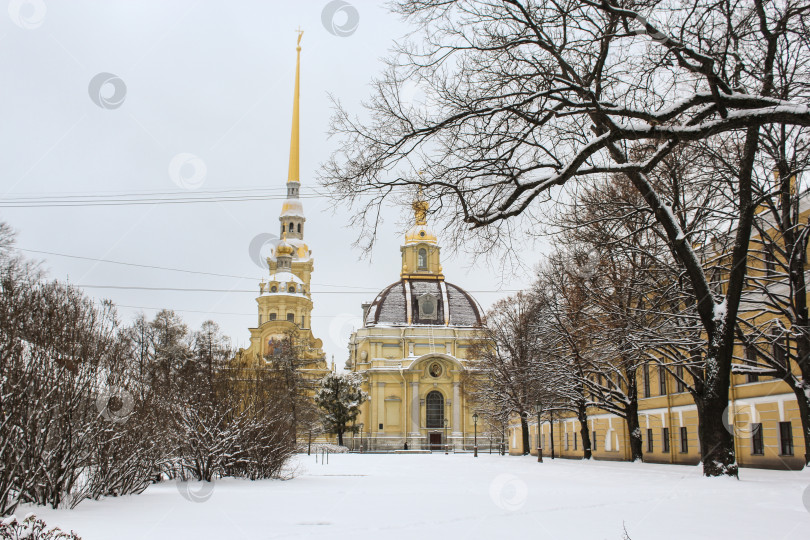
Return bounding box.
[19,454,810,539]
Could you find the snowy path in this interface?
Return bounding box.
[20,454,810,539]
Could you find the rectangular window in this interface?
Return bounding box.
[643,364,651,398]
[659,365,667,395]
[676,365,686,393]
[417,248,428,270]
[286,313,295,322]
[593,431,598,451]
[269,313,277,321]
[779,421,794,456]
[680,426,688,453]
[745,346,759,383]
[647,428,654,453]
[574,431,578,450]
[772,330,789,369]
[662,427,670,453]
[301,315,305,327]
[765,244,776,277]
[751,423,764,455]
[565,433,569,450]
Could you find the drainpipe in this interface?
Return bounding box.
[730,372,740,466]
[399,328,408,448]
[665,372,675,464]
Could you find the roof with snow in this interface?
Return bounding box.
[364,278,482,328]
[280,198,305,218]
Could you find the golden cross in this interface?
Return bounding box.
[296,27,304,45]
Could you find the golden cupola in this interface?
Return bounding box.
[401,192,442,279]
[275,233,295,256]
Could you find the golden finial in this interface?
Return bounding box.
[412,185,428,226]
[296,27,304,49]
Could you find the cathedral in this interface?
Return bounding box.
[346,198,487,451]
[235,32,329,383]
[236,34,487,452]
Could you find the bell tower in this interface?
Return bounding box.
[235,30,327,437]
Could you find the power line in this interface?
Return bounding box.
[17,247,379,291]
[110,303,349,318]
[5,186,292,199]
[79,284,519,294]
[0,193,326,208]
[80,285,382,294]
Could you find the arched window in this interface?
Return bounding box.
[426,391,444,428]
[418,248,428,270]
[286,313,295,322]
[297,223,301,233]
[289,222,294,232]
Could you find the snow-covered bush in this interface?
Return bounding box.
[0,230,297,513]
[297,443,350,454]
[0,514,81,540]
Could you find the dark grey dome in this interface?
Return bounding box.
[364,279,482,327]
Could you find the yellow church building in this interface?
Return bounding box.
[235,32,329,383]
[346,198,489,451]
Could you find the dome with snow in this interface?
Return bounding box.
[364,279,482,327]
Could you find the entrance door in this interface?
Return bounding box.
[429,433,442,451]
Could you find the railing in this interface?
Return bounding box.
[344,438,508,454]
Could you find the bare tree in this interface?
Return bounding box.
[466,292,547,454]
[734,133,810,464]
[0,236,297,511]
[324,0,810,476]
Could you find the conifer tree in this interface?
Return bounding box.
[315,372,367,446]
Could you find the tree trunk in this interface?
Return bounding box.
[577,402,591,459]
[625,366,643,462]
[790,383,810,466]
[519,414,530,455]
[695,392,737,477]
[337,429,344,447]
[792,323,810,466]
[626,401,643,462]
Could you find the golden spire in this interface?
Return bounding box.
[287,29,303,183]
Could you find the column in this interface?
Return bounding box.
[410,381,420,436]
[452,381,461,436]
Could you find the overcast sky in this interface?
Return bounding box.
[1,0,543,364]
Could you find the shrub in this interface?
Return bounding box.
[0,514,81,540]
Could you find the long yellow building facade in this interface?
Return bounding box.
[509,196,808,471]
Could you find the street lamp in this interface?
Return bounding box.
[473,412,479,457]
[358,423,364,453]
[550,410,555,459]
[534,402,543,463]
[351,419,356,452]
[444,418,449,454]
